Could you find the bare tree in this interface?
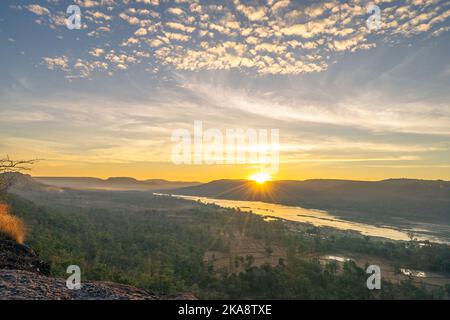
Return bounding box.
[0,156,37,197]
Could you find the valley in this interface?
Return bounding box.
[5,174,450,299]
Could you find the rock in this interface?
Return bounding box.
[0,269,159,300]
[0,235,50,276]
[0,236,196,300]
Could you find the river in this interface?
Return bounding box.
[165,194,449,244]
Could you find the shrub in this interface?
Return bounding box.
[0,203,25,244]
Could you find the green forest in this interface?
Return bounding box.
[5,188,450,299]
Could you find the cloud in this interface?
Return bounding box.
[167,7,185,16]
[271,0,290,13]
[136,0,159,5]
[119,13,140,25]
[147,38,164,47]
[74,0,101,8]
[42,55,111,78]
[234,0,267,21]
[0,111,55,123]
[179,79,450,135]
[89,48,105,57]
[165,22,195,33]
[42,56,69,71]
[24,4,74,28]
[164,31,190,42]
[121,37,139,46]
[87,11,112,21]
[25,4,50,16]
[134,27,148,36]
[21,0,450,77]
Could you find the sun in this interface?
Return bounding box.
[249,172,271,184]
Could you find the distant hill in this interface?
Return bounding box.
[3,172,62,193]
[6,173,450,226]
[169,179,450,224]
[33,176,200,191]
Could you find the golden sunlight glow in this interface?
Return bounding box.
[249,172,271,184]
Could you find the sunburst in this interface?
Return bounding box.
[249,172,271,184]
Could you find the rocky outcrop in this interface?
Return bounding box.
[0,236,195,300]
[0,235,50,276]
[0,269,160,300]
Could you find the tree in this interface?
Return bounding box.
[265,246,273,258]
[245,255,255,268]
[0,156,37,198]
[407,231,416,242]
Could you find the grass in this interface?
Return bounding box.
[0,203,25,244]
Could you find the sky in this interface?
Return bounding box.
[0,0,449,181]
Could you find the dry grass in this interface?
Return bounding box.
[0,203,25,244]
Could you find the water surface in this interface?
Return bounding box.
[168,194,448,244]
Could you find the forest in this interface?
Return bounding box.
[4,186,450,299]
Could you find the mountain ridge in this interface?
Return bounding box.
[33,176,201,191]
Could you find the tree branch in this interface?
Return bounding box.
[0,156,39,198]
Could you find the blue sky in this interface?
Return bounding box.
[0,0,450,180]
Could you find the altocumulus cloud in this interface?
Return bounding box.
[12,0,450,78]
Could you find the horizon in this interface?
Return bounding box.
[30,174,450,183]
